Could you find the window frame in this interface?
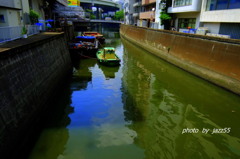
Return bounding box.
[178,18,196,29]
[173,0,192,7]
[206,0,240,11]
[0,15,5,23]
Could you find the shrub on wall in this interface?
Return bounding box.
[29,9,39,24]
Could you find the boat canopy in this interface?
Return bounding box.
[76,36,95,39]
[104,47,115,53]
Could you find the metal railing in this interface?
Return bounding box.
[27,25,40,36]
[0,25,40,43]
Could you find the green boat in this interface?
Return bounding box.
[96,47,121,66]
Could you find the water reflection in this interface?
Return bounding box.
[97,63,120,80]
[28,30,240,159]
[121,38,240,159]
[28,82,74,159]
[72,59,96,91]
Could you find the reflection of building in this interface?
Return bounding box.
[121,43,152,122]
[98,63,120,80]
[71,59,96,91]
[121,38,240,159]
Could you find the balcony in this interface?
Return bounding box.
[140,11,155,19]
[142,0,156,5]
[0,25,40,43]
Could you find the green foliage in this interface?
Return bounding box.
[90,14,96,19]
[22,26,28,35]
[85,9,92,13]
[85,9,96,19]
[114,10,124,21]
[160,12,171,20]
[29,9,39,24]
[160,12,171,25]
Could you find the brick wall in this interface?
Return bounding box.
[0,32,72,158]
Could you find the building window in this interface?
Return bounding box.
[206,0,240,10]
[229,0,240,9]
[174,0,192,7]
[0,15,5,23]
[178,18,196,29]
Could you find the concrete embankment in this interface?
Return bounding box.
[120,24,240,95]
[0,32,72,158]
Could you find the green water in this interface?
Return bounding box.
[28,33,240,159]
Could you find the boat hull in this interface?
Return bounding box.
[97,59,120,66]
[96,50,120,66]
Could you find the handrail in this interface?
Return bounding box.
[0,25,40,43]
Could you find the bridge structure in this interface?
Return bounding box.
[72,19,122,31]
[80,0,120,9]
[80,0,121,15]
[84,19,122,23]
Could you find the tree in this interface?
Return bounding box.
[160,12,171,25]
[114,10,124,21]
[159,0,172,30]
[29,9,40,24]
[85,9,96,19]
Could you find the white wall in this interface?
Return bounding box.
[22,0,30,13]
[7,10,21,26]
[31,0,45,20]
[0,9,21,27]
[202,22,220,34]
[155,0,161,28]
[168,0,202,13]
[124,0,134,25]
[200,9,240,23]
[14,0,22,9]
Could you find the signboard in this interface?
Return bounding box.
[68,0,80,7]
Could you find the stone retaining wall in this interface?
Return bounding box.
[120,24,240,95]
[0,32,72,158]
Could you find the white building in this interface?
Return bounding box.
[139,0,156,27]
[0,0,47,43]
[133,0,142,25]
[168,0,202,32]
[123,0,240,39]
[200,0,240,39]
[123,0,134,25]
[0,0,24,27]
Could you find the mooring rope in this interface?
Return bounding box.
[78,53,97,59]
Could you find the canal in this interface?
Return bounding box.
[27,26,240,159]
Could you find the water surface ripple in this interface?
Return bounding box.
[28,33,240,159]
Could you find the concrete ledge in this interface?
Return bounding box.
[0,32,64,58]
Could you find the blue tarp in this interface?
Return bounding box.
[76,36,95,39]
